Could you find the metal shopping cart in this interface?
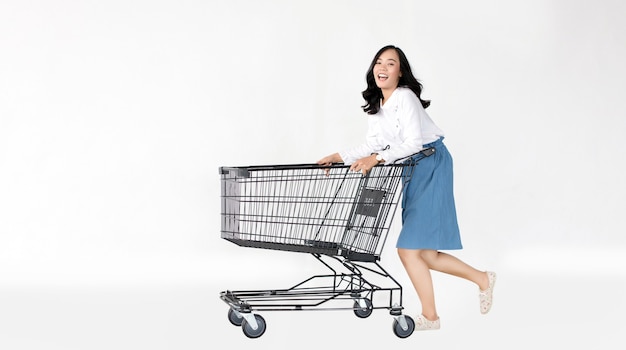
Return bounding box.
[219,148,435,338]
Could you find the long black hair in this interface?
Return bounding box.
[361,45,431,115]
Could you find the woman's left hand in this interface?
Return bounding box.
[350,154,379,175]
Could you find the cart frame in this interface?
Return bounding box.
[218,148,435,338]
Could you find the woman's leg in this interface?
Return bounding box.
[418,250,489,290]
[397,248,438,321]
[397,249,492,318]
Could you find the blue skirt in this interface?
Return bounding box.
[396,138,463,250]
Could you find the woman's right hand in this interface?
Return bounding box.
[317,153,342,176]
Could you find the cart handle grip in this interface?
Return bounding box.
[219,147,435,176]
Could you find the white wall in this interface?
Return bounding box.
[1,0,625,347]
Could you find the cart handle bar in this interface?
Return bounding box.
[219,147,435,176]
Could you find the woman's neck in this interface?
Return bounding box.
[381,87,397,105]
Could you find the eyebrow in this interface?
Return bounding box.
[377,58,398,62]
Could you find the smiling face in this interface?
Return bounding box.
[373,48,402,92]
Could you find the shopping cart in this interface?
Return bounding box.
[219,148,435,338]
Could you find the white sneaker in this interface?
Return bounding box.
[415,314,440,330]
[479,271,497,314]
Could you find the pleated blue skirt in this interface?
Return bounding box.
[396,138,463,250]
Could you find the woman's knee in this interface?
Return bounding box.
[419,250,439,264]
[397,248,409,260]
[397,248,419,263]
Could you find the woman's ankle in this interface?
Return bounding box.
[421,312,439,321]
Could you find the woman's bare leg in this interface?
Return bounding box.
[397,248,439,320]
[419,250,489,290]
[398,248,491,321]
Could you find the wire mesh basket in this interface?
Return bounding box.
[220,161,412,262]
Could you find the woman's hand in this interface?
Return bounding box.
[350,154,380,175]
[317,153,342,176]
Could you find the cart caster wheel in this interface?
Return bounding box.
[392,315,415,338]
[241,314,266,338]
[353,298,373,318]
[227,308,243,326]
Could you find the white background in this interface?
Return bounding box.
[1,0,625,349]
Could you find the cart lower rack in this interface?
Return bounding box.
[219,148,434,338]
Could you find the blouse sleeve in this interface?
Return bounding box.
[338,115,383,165]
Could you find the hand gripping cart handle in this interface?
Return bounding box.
[218,147,435,338]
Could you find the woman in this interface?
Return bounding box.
[317,45,496,330]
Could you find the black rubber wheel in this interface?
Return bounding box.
[228,308,243,326]
[353,298,373,318]
[241,314,266,339]
[392,315,415,338]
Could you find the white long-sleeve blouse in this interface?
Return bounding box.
[339,87,444,165]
